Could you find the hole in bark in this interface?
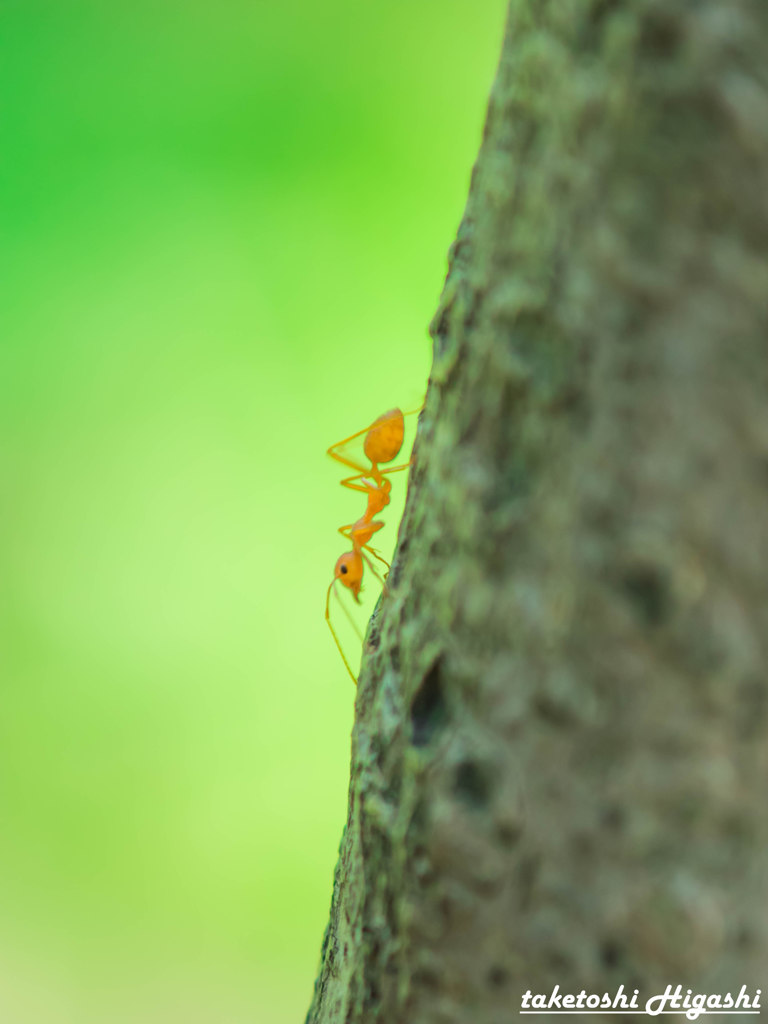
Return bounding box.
[390,644,401,671]
[412,966,441,990]
[601,803,625,831]
[487,965,508,988]
[621,565,670,626]
[583,0,621,52]
[453,759,493,809]
[547,949,571,971]
[639,10,683,59]
[590,0,621,23]
[496,821,522,847]
[429,298,453,352]
[601,939,623,968]
[364,977,380,1008]
[366,624,380,651]
[410,658,448,747]
[533,691,576,727]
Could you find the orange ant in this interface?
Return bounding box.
[325,407,418,683]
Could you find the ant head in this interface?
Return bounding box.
[334,550,363,600]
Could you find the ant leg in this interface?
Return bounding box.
[325,580,358,685]
[361,551,388,590]
[326,415,388,475]
[327,417,383,457]
[364,546,391,570]
[339,472,377,495]
[338,521,385,542]
[365,547,392,590]
[333,585,364,641]
[327,447,369,475]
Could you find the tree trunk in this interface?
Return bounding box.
[307,2,768,1021]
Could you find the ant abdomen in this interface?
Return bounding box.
[363,409,405,465]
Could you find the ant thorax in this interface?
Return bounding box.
[363,480,390,519]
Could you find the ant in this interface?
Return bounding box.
[325,407,418,683]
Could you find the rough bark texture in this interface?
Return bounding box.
[307,2,768,1022]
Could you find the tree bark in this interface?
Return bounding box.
[307,2,768,1021]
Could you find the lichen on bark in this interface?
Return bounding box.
[307,2,768,1022]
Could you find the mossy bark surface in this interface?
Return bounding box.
[307,2,768,1021]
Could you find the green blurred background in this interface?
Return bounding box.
[0,2,505,1021]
